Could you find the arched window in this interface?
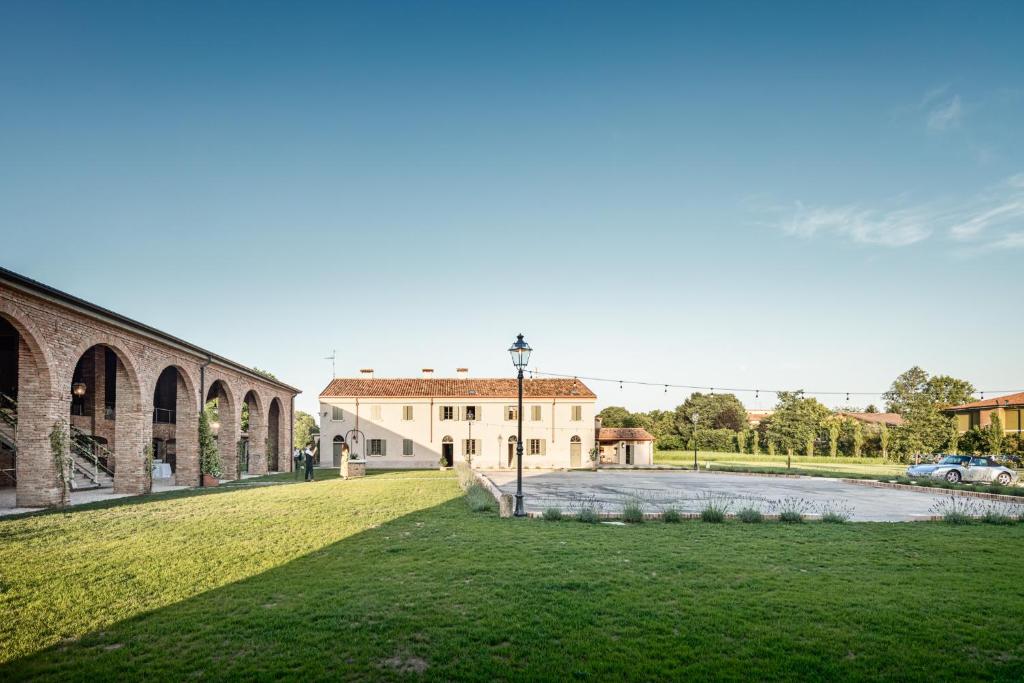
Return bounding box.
[442,436,453,444]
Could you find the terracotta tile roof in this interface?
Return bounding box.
[944,391,1024,411]
[597,427,655,442]
[320,377,596,399]
[839,411,904,427]
[747,411,774,423]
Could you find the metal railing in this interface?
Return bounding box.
[152,407,176,424]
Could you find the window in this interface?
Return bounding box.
[331,406,344,421]
[402,439,414,456]
[402,405,414,421]
[1005,409,1022,432]
[463,405,478,421]
[371,405,382,420]
[528,439,544,456]
[530,405,542,421]
[571,405,582,421]
[463,439,478,456]
[505,405,518,421]
[440,405,455,421]
[368,439,386,456]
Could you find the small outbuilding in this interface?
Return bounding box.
[597,427,655,466]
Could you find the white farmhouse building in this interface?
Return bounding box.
[318,369,597,470]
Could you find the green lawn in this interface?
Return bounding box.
[656,449,912,477]
[2,470,1024,680]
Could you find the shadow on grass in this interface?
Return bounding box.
[4,488,1024,681]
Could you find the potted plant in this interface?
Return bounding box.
[199,412,222,487]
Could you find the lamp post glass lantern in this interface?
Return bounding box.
[508,334,532,517]
[72,382,87,398]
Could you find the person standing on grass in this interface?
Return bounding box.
[304,447,315,481]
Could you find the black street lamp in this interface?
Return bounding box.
[508,333,532,517]
[691,411,700,471]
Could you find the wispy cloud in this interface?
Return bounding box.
[926,94,963,131]
[766,174,1024,252]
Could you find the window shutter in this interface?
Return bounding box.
[439,405,444,421]
[540,440,546,456]
[381,440,387,456]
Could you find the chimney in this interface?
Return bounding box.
[456,367,469,378]
[422,368,434,378]
[360,368,374,379]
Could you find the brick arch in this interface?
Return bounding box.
[268,396,287,472]
[241,388,267,475]
[205,377,239,479]
[150,363,200,485]
[0,300,56,397]
[144,361,199,407]
[64,335,144,405]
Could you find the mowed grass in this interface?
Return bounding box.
[2,471,1024,680]
[656,449,910,477]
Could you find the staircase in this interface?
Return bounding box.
[70,427,115,490]
[0,392,115,490]
[0,392,16,486]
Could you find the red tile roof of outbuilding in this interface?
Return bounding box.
[944,391,1024,411]
[597,427,655,442]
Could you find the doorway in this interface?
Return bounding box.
[442,436,454,467]
[507,436,516,468]
[570,436,582,468]
[625,443,633,465]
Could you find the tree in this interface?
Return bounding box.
[241,401,249,432]
[825,415,842,458]
[597,406,633,428]
[852,421,864,458]
[879,423,891,460]
[252,367,277,380]
[736,430,747,454]
[294,411,318,449]
[765,391,830,458]
[924,375,976,409]
[864,404,879,413]
[675,392,747,435]
[984,413,1005,455]
[883,367,969,455]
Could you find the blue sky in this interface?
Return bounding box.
[2,1,1023,415]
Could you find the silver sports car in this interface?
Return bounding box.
[906,455,1019,486]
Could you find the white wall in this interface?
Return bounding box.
[318,396,596,470]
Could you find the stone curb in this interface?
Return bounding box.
[840,478,1024,504]
[473,470,514,518]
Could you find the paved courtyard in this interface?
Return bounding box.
[484,470,964,521]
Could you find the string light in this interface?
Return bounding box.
[526,370,1020,400]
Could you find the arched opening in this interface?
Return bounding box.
[67,343,142,492]
[205,379,238,480]
[441,435,454,468]
[570,435,582,468]
[507,435,517,468]
[240,390,265,475]
[268,398,283,472]
[152,365,196,484]
[0,316,19,492]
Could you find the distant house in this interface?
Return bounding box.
[838,412,903,428]
[746,410,773,427]
[943,392,1024,434]
[596,426,654,466]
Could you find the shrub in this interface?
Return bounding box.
[777,497,812,523]
[622,501,645,523]
[929,496,979,524]
[981,509,1016,525]
[697,494,731,523]
[464,483,496,512]
[454,462,475,491]
[818,500,854,524]
[542,507,563,521]
[736,507,763,523]
[662,507,682,523]
[577,507,600,523]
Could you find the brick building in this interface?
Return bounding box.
[0,266,300,508]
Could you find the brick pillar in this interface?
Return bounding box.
[247,399,268,475]
[174,372,198,487]
[218,398,239,481]
[15,337,65,508]
[112,359,149,495]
